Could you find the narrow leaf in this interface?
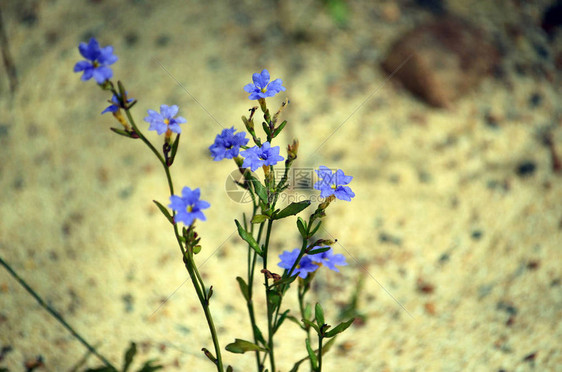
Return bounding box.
[274,309,290,333]
[110,127,134,138]
[325,318,354,338]
[122,342,137,372]
[314,303,325,328]
[305,339,318,370]
[309,221,322,236]
[170,133,181,163]
[308,247,331,255]
[296,217,308,239]
[236,277,250,302]
[153,200,173,224]
[225,339,266,354]
[262,121,271,136]
[253,324,267,347]
[251,214,269,223]
[246,173,269,204]
[201,348,217,365]
[273,200,311,220]
[137,359,163,372]
[235,220,262,255]
[302,318,320,334]
[272,120,287,138]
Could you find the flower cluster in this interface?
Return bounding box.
[73,38,118,84]
[240,142,284,171]
[278,247,347,278]
[244,69,286,100]
[314,166,355,201]
[144,105,187,135]
[209,127,249,161]
[169,187,210,226]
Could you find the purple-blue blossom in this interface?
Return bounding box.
[101,92,134,114]
[244,69,286,100]
[144,105,187,135]
[169,187,210,226]
[209,127,249,161]
[278,249,318,279]
[314,166,355,201]
[74,38,118,84]
[240,142,284,172]
[308,247,347,272]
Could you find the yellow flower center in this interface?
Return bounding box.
[164,119,170,125]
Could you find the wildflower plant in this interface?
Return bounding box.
[73,37,356,372]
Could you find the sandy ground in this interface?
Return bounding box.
[0,0,561,371]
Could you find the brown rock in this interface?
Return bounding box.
[382,16,500,108]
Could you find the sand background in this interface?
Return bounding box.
[0,0,561,371]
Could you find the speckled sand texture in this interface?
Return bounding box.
[0,1,561,371]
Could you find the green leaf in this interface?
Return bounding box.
[85,368,117,372]
[253,324,267,347]
[305,339,318,370]
[308,247,331,255]
[110,127,134,138]
[296,217,308,238]
[225,339,266,354]
[267,291,281,307]
[304,303,312,321]
[314,303,325,328]
[273,200,311,220]
[302,318,320,334]
[324,318,354,338]
[262,121,271,136]
[170,133,181,164]
[274,309,290,333]
[137,359,164,372]
[235,220,262,256]
[272,120,287,138]
[286,314,306,330]
[202,348,218,365]
[309,221,322,236]
[123,342,137,372]
[153,200,174,224]
[251,214,269,223]
[246,173,269,204]
[236,276,249,302]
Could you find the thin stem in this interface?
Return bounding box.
[124,109,223,371]
[263,219,276,372]
[0,257,116,370]
[318,333,323,372]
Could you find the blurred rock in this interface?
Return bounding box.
[382,16,500,108]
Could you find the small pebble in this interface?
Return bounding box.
[529,92,542,107]
[516,161,537,177]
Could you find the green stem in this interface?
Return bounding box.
[0,257,116,370]
[124,109,223,372]
[262,219,276,372]
[318,333,323,372]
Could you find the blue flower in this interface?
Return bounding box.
[144,105,187,135]
[308,247,347,272]
[169,187,210,226]
[278,249,319,279]
[244,69,286,100]
[314,166,355,201]
[209,127,249,161]
[240,142,284,171]
[74,37,118,84]
[101,92,134,114]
